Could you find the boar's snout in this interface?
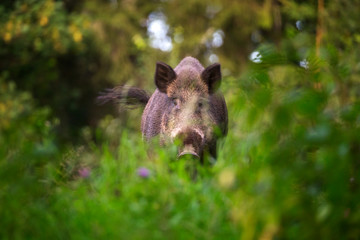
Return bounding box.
[174,128,204,159]
[178,151,200,159]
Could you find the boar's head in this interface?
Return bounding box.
[154,57,224,161]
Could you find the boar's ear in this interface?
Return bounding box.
[155,62,176,93]
[201,63,221,94]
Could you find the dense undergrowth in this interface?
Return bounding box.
[1,43,360,239]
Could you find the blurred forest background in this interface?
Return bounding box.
[1,0,360,239]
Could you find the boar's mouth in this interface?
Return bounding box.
[175,128,204,159]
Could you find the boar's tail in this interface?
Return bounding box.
[97,85,150,108]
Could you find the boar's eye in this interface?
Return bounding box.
[171,97,179,106]
[198,98,207,109]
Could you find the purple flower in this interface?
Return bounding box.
[78,167,91,178]
[137,167,150,178]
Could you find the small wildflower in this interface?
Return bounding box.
[137,167,150,178]
[78,167,91,178]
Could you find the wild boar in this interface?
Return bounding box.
[98,57,228,162]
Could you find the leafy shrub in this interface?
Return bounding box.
[0,77,61,238]
[0,0,112,141]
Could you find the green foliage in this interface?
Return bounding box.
[222,47,360,239]
[0,77,60,239]
[1,0,360,239]
[0,0,112,141]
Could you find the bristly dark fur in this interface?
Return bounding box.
[98,57,227,161]
[97,86,150,109]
